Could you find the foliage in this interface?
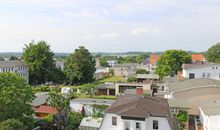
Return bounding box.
[98,76,127,83]
[42,114,53,123]
[48,92,70,112]
[22,41,57,84]
[80,83,96,98]
[65,112,84,130]
[99,57,109,67]
[0,57,4,61]
[156,50,191,79]
[176,111,188,123]
[9,55,19,60]
[0,73,35,129]
[0,119,27,130]
[127,76,137,82]
[32,86,60,93]
[91,104,109,117]
[136,69,149,74]
[64,46,96,85]
[205,43,220,63]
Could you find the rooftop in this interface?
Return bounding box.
[80,117,103,128]
[149,54,160,64]
[114,63,138,67]
[191,54,204,61]
[200,99,220,115]
[31,92,49,107]
[70,98,115,106]
[97,83,115,89]
[169,78,220,92]
[0,60,26,68]
[35,105,58,114]
[137,74,159,79]
[182,62,218,70]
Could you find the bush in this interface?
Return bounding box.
[127,76,137,82]
[0,119,27,130]
[136,69,149,74]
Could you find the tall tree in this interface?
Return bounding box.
[22,41,56,84]
[64,46,96,84]
[0,73,34,129]
[156,50,191,79]
[205,43,220,63]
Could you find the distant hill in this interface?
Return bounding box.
[0,52,71,58]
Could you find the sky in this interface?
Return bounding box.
[0,0,220,53]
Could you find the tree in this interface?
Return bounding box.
[65,112,83,130]
[22,41,56,84]
[0,119,27,130]
[99,57,109,67]
[64,46,96,85]
[9,55,19,60]
[0,57,4,61]
[136,69,149,74]
[205,43,220,63]
[156,50,191,79]
[80,83,96,98]
[0,73,34,129]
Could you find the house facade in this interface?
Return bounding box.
[182,62,220,80]
[99,95,177,130]
[199,100,220,130]
[0,60,28,82]
[113,63,137,77]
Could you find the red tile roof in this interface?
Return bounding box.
[149,54,160,64]
[35,105,58,114]
[191,54,204,61]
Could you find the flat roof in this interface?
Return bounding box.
[80,117,103,128]
[70,98,115,105]
[137,74,159,79]
[200,99,220,115]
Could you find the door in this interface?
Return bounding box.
[189,73,195,79]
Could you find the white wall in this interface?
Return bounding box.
[99,113,171,130]
[199,107,220,130]
[183,64,220,80]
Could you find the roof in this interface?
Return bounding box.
[182,62,218,70]
[200,99,220,115]
[80,117,103,128]
[191,54,204,61]
[105,95,169,118]
[70,98,115,106]
[0,60,26,68]
[149,54,160,64]
[137,74,159,79]
[169,78,220,92]
[35,105,58,114]
[114,63,138,67]
[31,92,49,107]
[168,99,189,108]
[97,83,115,89]
[105,95,177,130]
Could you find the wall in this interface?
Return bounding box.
[99,113,171,130]
[200,108,220,130]
[182,64,220,80]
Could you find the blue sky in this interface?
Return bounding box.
[0,0,220,52]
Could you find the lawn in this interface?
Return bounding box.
[98,76,127,83]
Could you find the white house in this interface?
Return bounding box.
[182,62,220,80]
[99,95,177,130]
[199,99,220,130]
[0,60,28,82]
[113,63,138,77]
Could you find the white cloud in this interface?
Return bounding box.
[85,34,96,39]
[131,27,161,35]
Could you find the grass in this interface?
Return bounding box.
[98,76,127,83]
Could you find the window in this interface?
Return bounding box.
[124,121,130,130]
[216,67,218,69]
[112,117,117,126]
[136,122,141,130]
[189,73,195,79]
[202,73,206,77]
[213,66,215,69]
[153,120,158,130]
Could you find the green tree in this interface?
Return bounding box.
[0,73,34,129]
[80,83,96,98]
[156,50,191,79]
[99,57,109,67]
[9,55,19,60]
[22,41,56,84]
[136,69,149,74]
[0,119,27,130]
[64,46,96,85]
[65,112,83,130]
[205,43,220,63]
[0,57,4,61]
